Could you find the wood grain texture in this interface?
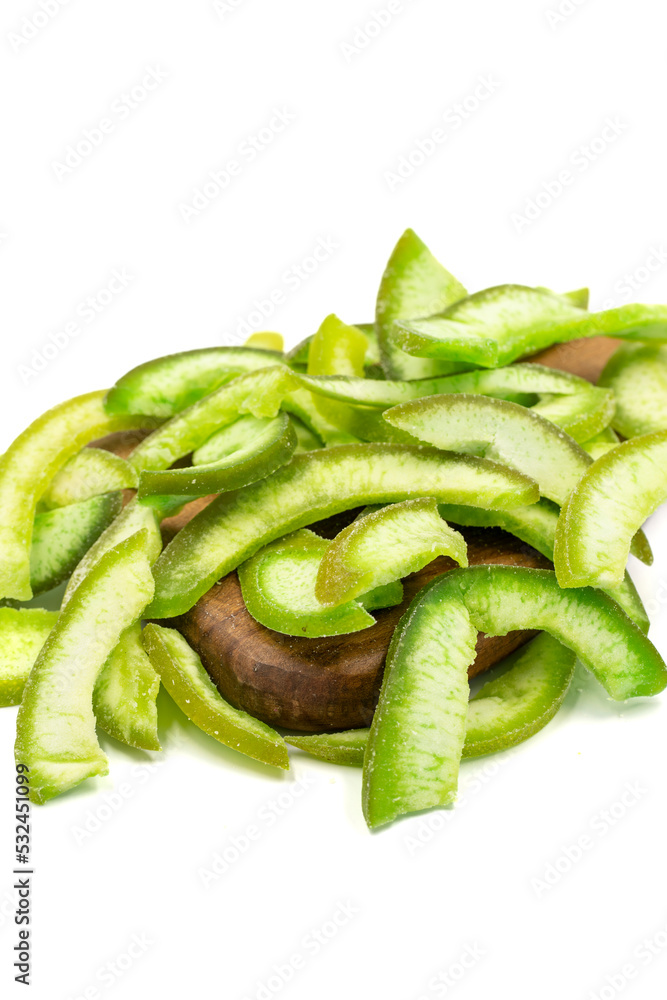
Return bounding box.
[529,335,622,383]
[102,335,620,732]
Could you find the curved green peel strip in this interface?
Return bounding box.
[116,355,612,478]
[581,426,620,461]
[281,387,360,446]
[129,367,300,474]
[362,565,667,827]
[1,613,161,753]
[105,346,284,417]
[142,624,289,769]
[286,633,575,766]
[393,285,667,367]
[239,530,375,637]
[0,608,58,707]
[137,412,297,502]
[376,228,469,379]
[357,580,404,610]
[598,343,667,438]
[286,728,369,766]
[192,413,278,464]
[363,591,476,827]
[437,500,648,631]
[286,322,379,373]
[450,566,664,699]
[14,530,155,803]
[530,386,616,443]
[29,492,123,596]
[148,443,539,618]
[554,430,667,588]
[385,393,590,505]
[306,314,369,434]
[463,633,575,754]
[0,390,158,602]
[292,362,597,410]
[308,314,367,378]
[62,498,162,608]
[315,497,467,607]
[40,448,138,508]
[290,416,323,453]
[93,623,161,751]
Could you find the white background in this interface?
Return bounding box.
[2,1,667,998]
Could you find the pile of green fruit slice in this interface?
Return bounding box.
[3,229,667,830]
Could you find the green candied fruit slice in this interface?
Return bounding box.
[362,591,477,827]
[142,624,289,769]
[437,499,649,632]
[463,632,575,756]
[93,623,161,752]
[147,443,539,619]
[286,633,575,767]
[137,412,297,503]
[62,498,162,608]
[238,530,375,638]
[285,321,379,373]
[40,447,138,508]
[580,426,620,461]
[357,580,404,610]
[15,530,155,803]
[385,393,591,506]
[291,362,596,410]
[0,608,58,707]
[554,430,667,589]
[128,366,300,474]
[306,313,369,436]
[289,416,323,453]
[392,285,667,367]
[529,386,616,443]
[361,565,666,828]
[315,497,467,607]
[281,386,361,446]
[376,228,469,380]
[0,389,157,602]
[598,343,667,438]
[104,346,284,417]
[29,492,123,596]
